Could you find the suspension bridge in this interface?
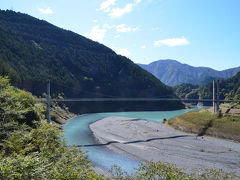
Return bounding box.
[38,80,239,123]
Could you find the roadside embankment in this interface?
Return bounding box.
[90,116,240,176]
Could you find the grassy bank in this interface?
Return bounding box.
[167,109,240,142]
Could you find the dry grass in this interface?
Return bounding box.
[168,109,240,142]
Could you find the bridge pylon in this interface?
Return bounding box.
[213,80,220,113]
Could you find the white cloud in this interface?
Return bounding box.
[98,0,141,18]
[104,23,139,33]
[39,7,53,14]
[115,24,131,32]
[103,24,115,29]
[85,26,106,43]
[141,45,146,48]
[117,48,131,57]
[115,24,138,32]
[154,37,190,47]
[112,47,131,57]
[152,27,161,31]
[109,3,133,18]
[93,19,98,23]
[98,0,116,12]
[114,34,120,38]
[135,0,142,3]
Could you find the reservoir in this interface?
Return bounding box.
[62,107,203,174]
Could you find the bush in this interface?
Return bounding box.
[0,76,104,179]
[163,118,167,123]
[111,161,239,180]
[0,121,103,179]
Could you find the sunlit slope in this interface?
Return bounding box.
[139,59,240,86]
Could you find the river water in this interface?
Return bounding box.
[62,107,203,174]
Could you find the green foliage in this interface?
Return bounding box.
[0,76,45,122]
[197,73,240,106]
[111,161,239,180]
[0,10,183,112]
[0,75,104,179]
[0,76,45,145]
[192,168,238,180]
[0,121,101,180]
[173,83,199,99]
[196,76,223,87]
[0,58,20,85]
[173,72,240,108]
[135,161,189,179]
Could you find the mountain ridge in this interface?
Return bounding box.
[0,10,184,112]
[138,59,240,86]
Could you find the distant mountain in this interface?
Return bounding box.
[0,10,184,113]
[196,76,224,86]
[138,60,240,86]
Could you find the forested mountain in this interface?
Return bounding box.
[138,60,240,86]
[173,84,199,99]
[196,76,224,86]
[0,10,183,112]
[174,72,240,104]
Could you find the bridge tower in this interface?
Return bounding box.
[213,80,220,113]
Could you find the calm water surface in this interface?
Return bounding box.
[62,107,204,174]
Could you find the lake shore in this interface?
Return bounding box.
[90,116,240,176]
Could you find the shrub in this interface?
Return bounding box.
[163,118,167,123]
[111,161,239,180]
[0,121,102,179]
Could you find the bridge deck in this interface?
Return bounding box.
[37,98,240,103]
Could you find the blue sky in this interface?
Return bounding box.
[1,0,240,70]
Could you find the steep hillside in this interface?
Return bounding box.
[138,60,240,86]
[173,83,199,99]
[196,76,224,86]
[174,72,240,106]
[0,10,183,112]
[199,72,240,101]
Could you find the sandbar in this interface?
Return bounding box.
[90,116,240,176]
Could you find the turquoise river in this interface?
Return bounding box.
[62,107,203,174]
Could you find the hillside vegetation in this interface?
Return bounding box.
[174,72,240,107]
[0,76,105,179]
[139,59,240,86]
[0,10,184,112]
